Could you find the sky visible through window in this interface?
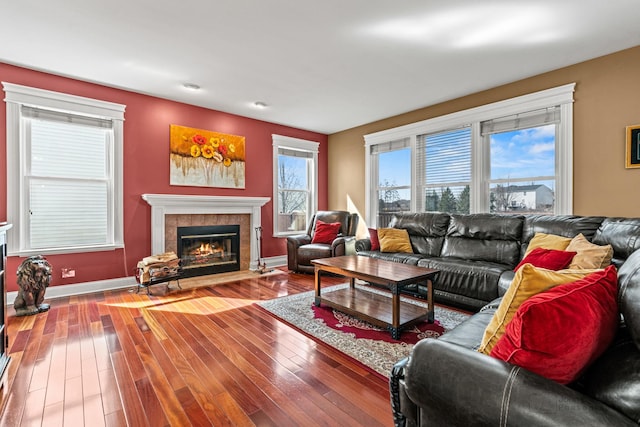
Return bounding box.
[379,148,411,186]
[490,124,555,184]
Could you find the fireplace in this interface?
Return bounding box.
[177,225,240,277]
[141,194,270,271]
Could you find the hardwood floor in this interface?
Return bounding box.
[0,270,394,426]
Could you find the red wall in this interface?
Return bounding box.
[0,62,328,291]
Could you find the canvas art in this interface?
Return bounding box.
[170,124,246,188]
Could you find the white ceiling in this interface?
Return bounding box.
[2,1,640,134]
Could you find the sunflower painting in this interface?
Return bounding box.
[170,124,246,188]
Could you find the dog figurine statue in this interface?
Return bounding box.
[14,255,52,316]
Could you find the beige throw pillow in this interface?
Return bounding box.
[477,264,601,355]
[378,228,413,253]
[565,233,613,269]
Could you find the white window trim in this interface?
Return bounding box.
[3,82,126,256]
[272,134,319,237]
[364,83,575,226]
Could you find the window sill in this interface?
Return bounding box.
[9,243,125,257]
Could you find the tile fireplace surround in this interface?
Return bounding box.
[142,194,270,270]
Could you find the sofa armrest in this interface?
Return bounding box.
[403,339,635,426]
[355,238,371,252]
[286,234,312,270]
[390,357,418,427]
[330,236,347,256]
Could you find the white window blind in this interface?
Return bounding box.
[370,138,410,154]
[481,106,560,136]
[416,126,472,213]
[26,108,112,249]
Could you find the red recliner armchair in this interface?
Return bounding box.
[286,210,359,274]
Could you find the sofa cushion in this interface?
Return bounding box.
[418,257,511,310]
[514,247,576,272]
[437,298,501,349]
[441,214,524,266]
[360,250,424,265]
[566,233,613,269]
[524,232,572,255]
[378,228,413,253]
[521,215,605,258]
[593,217,640,267]
[489,266,619,384]
[388,212,450,256]
[478,264,599,355]
[311,220,341,244]
[578,326,640,423]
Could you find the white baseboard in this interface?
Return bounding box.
[7,276,137,305]
[262,255,287,269]
[6,255,288,305]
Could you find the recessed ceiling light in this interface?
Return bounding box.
[254,101,268,109]
[183,83,200,90]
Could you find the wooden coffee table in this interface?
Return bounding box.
[312,255,438,340]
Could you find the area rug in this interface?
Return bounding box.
[256,283,470,379]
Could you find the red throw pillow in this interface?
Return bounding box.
[490,265,619,384]
[514,247,577,272]
[368,228,380,251]
[311,220,342,244]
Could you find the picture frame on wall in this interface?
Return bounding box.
[626,124,640,169]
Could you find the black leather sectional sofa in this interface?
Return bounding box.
[355,213,640,426]
[355,213,638,311]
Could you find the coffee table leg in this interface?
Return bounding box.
[426,278,434,323]
[314,266,322,306]
[391,284,401,340]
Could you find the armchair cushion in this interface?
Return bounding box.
[490,265,619,384]
[311,220,342,244]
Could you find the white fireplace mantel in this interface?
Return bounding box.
[142,194,270,268]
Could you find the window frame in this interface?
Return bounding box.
[272,134,319,237]
[370,139,412,224]
[364,84,574,227]
[3,82,126,256]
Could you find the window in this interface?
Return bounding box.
[483,107,559,213]
[417,127,472,214]
[370,139,411,227]
[3,82,125,256]
[364,84,574,226]
[272,135,319,237]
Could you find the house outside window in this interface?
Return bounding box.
[3,82,126,256]
[272,135,319,237]
[364,84,574,227]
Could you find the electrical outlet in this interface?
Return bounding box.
[61,268,75,278]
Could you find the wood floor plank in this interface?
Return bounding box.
[20,387,46,427]
[1,269,396,426]
[109,352,150,427]
[63,376,84,427]
[43,340,66,408]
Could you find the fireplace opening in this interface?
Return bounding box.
[177,225,240,278]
